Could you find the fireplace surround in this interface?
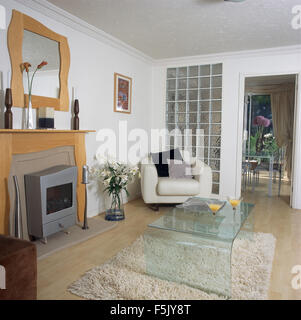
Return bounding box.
[0,129,94,237]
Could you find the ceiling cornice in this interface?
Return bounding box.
[154,45,301,67]
[14,0,155,65]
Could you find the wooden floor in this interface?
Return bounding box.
[37,179,301,300]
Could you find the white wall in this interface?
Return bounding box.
[0,0,153,217]
[152,47,301,209]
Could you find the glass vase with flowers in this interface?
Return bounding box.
[21,61,48,129]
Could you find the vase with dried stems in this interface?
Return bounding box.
[21,61,48,129]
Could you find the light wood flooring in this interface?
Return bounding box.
[37,178,301,300]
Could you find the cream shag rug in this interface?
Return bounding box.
[68,232,276,300]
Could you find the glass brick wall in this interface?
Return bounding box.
[166,64,222,194]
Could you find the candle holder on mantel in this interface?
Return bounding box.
[5,88,13,129]
[73,99,79,130]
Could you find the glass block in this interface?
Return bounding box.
[177,90,186,101]
[191,135,197,147]
[195,133,205,146]
[168,123,175,131]
[210,147,221,159]
[178,79,187,89]
[209,159,220,171]
[191,147,196,157]
[212,63,222,75]
[178,102,186,112]
[189,65,199,77]
[211,112,222,123]
[200,101,210,112]
[189,113,198,123]
[203,136,209,146]
[188,90,198,101]
[211,124,221,135]
[177,123,186,131]
[168,91,176,101]
[178,113,186,123]
[175,136,184,148]
[212,76,222,88]
[178,67,187,78]
[210,136,221,147]
[189,126,197,135]
[188,77,198,89]
[212,172,220,183]
[167,79,176,90]
[211,88,222,100]
[212,183,220,194]
[212,100,221,111]
[200,65,210,76]
[199,124,209,135]
[196,147,205,158]
[200,89,210,100]
[199,77,210,88]
[167,102,175,113]
[200,112,209,123]
[167,68,176,78]
[167,113,175,123]
[188,102,198,112]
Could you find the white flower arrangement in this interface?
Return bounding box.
[90,157,140,205]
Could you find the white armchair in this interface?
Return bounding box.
[140,151,212,209]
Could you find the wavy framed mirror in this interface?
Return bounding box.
[7,10,70,111]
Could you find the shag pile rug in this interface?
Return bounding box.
[68,232,276,300]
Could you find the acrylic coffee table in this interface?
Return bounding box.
[143,199,254,297]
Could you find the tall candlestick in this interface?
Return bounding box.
[82,165,89,230]
[5,88,13,129]
[73,99,79,130]
[82,165,89,184]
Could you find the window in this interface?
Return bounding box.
[166,64,222,194]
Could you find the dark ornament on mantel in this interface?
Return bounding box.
[73,99,79,130]
[5,88,13,129]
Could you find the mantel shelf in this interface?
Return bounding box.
[0,129,95,134]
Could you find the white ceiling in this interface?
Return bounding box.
[47,0,301,59]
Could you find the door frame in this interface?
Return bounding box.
[236,71,301,209]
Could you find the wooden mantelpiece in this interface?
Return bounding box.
[0,129,95,234]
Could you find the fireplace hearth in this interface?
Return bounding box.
[25,165,77,241]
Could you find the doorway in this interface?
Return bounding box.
[241,74,297,205]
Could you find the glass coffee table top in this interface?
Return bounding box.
[148,199,254,243]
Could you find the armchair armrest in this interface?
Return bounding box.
[192,158,212,197]
[140,156,159,203]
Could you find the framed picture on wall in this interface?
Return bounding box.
[114,73,132,114]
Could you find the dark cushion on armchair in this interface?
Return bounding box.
[151,148,183,177]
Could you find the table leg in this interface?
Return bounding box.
[278,165,282,197]
[252,170,255,192]
[268,156,273,197]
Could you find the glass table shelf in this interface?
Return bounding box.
[148,200,254,242]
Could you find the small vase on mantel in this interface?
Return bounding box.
[26,95,34,129]
[21,60,48,130]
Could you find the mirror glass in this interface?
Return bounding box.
[22,30,60,99]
